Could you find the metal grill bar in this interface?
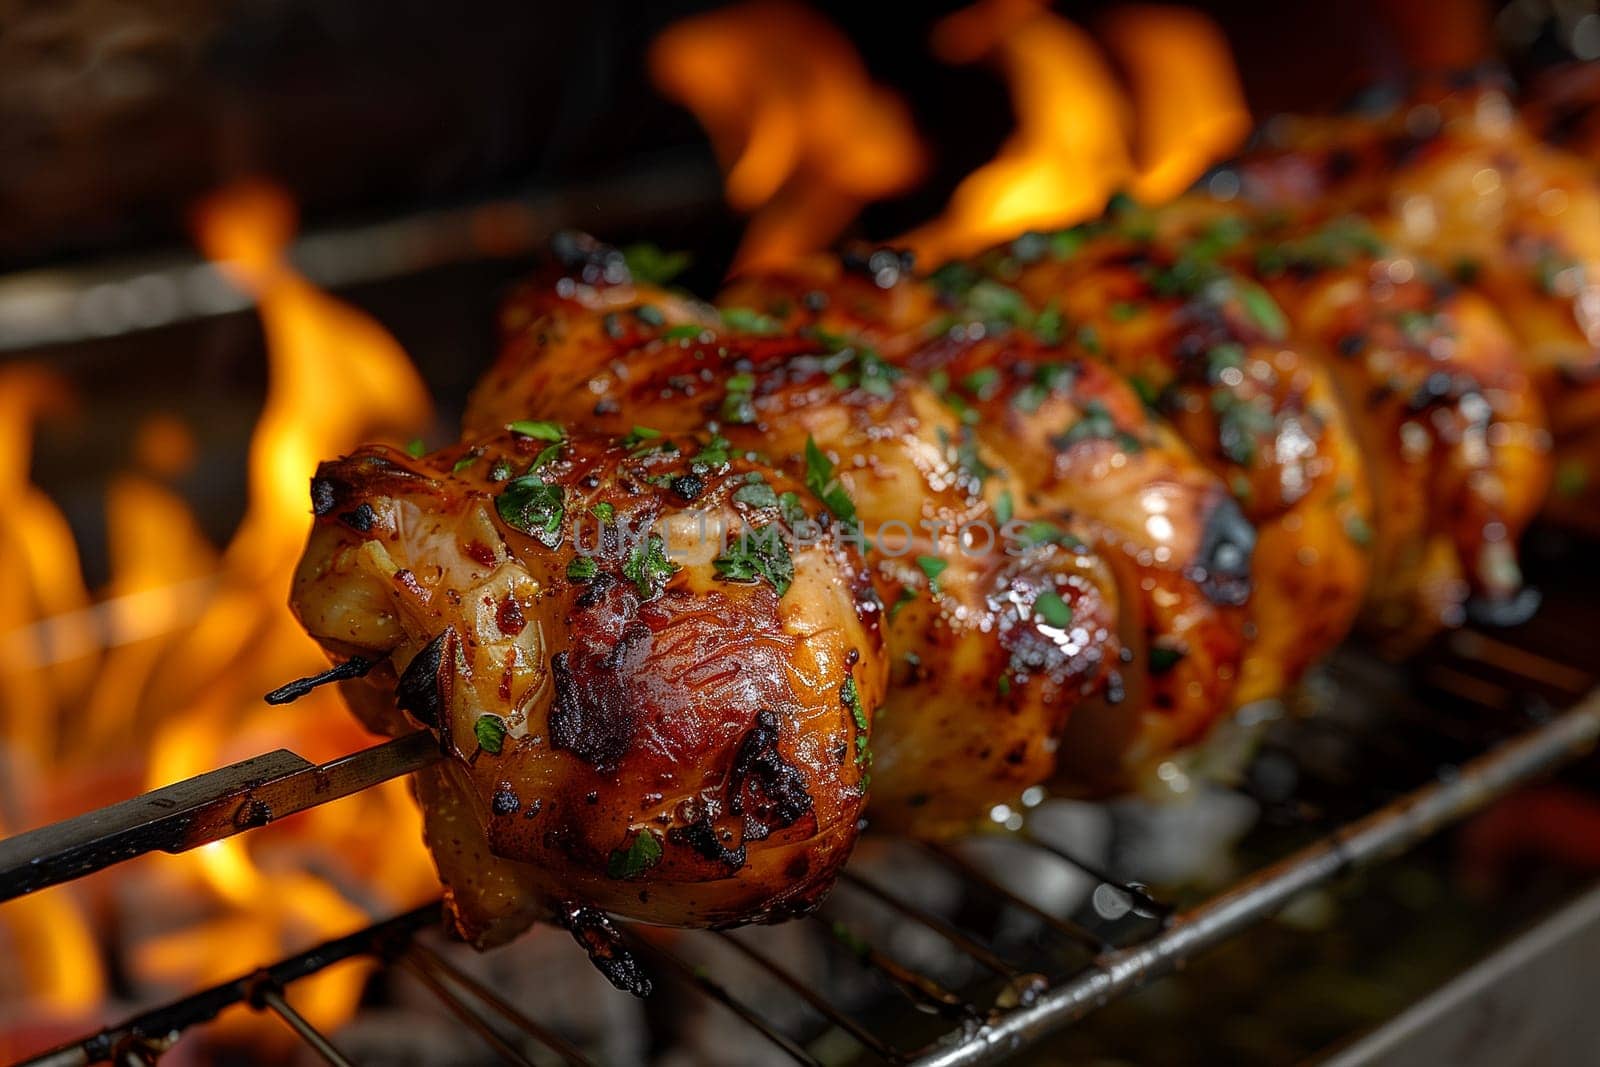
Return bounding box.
[906,691,1600,1067]
[708,930,909,1064]
[401,943,594,1067]
[839,870,1020,978]
[625,933,822,1067]
[11,689,1598,1067]
[17,903,440,1067]
[257,989,355,1067]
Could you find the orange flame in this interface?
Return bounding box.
[912,1,1251,260]
[1,180,437,1055]
[650,0,925,270]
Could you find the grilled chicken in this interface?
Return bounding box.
[291,423,885,947]
[724,245,1355,711]
[467,240,1128,829]
[1217,83,1596,503]
[979,200,1547,643]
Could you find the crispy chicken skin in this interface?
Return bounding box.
[290,427,885,945]
[725,249,1318,713]
[1221,84,1600,464]
[1063,200,1546,640]
[478,244,1255,806]
[469,261,1126,829]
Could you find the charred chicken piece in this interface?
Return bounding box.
[291,426,885,948]
[478,250,1256,806]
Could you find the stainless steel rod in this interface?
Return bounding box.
[0,731,441,902]
[909,689,1600,1067]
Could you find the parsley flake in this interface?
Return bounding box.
[606,828,664,879]
[714,525,794,596]
[474,714,507,754]
[623,534,678,599]
[506,419,564,442]
[496,476,565,546]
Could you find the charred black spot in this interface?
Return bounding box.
[1190,496,1255,607]
[554,903,653,997]
[310,476,338,516]
[1337,334,1366,358]
[491,784,521,816]
[727,709,813,833]
[395,629,456,729]
[669,474,705,501]
[339,502,378,531]
[549,622,653,770]
[669,814,747,871]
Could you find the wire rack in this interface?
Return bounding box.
[5,596,1600,1066]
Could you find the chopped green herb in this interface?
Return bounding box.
[994,490,1014,525]
[591,501,615,523]
[1235,281,1288,340]
[1206,343,1246,382]
[916,555,948,594]
[622,243,691,285]
[488,457,514,482]
[634,304,666,327]
[1033,301,1064,345]
[1344,514,1374,547]
[606,828,664,879]
[940,425,1000,488]
[841,676,868,731]
[496,476,565,546]
[661,323,708,341]
[528,442,562,471]
[566,556,598,582]
[1053,400,1141,452]
[621,426,677,456]
[1016,520,1084,550]
[507,419,565,442]
[803,437,859,531]
[1033,591,1074,628]
[1076,324,1102,354]
[452,449,482,474]
[961,367,1001,398]
[734,474,780,509]
[1110,301,1142,322]
[406,438,427,458]
[778,491,809,529]
[715,525,794,596]
[888,585,917,620]
[720,306,783,335]
[691,433,731,470]
[722,372,758,425]
[964,279,1031,327]
[623,534,678,599]
[1213,391,1277,467]
[474,714,507,754]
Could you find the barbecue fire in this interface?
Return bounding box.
[0,181,436,1057]
[649,0,925,269]
[908,1,1249,259]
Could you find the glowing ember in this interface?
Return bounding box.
[650,0,925,270]
[0,180,436,1056]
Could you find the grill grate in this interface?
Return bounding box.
[6,600,1600,1066]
